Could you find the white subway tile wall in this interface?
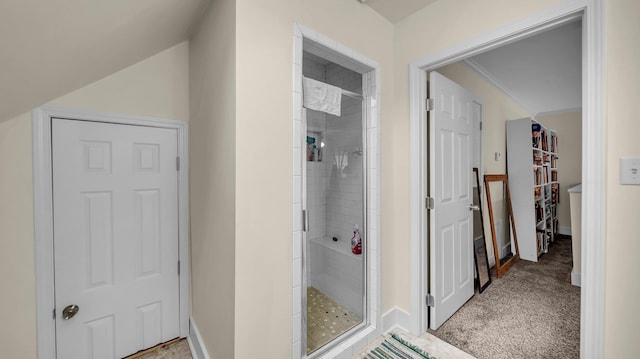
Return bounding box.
[302,54,365,319]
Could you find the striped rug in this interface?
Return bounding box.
[363,332,436,359]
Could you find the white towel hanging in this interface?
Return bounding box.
[303,77,342,116]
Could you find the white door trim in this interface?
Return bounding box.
[33,105,191,359]
[408,1,604,358]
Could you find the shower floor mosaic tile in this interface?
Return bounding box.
[307,286,362,354]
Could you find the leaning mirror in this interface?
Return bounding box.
[473,168,491,292]
[484,174,520,278]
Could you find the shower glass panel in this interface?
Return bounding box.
[302,52,366,356]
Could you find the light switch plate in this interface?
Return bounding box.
[620,157,640,185]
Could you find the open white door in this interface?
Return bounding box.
[52,119,180,358]
[428,71,476,329]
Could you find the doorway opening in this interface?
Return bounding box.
[409,2,604,357]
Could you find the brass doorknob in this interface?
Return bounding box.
[62,305,79,320]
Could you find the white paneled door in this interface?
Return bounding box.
[52,119,180,359]
[429,72,476,329]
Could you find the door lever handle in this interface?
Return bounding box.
[62,304,79,320]
[469,204,480,211]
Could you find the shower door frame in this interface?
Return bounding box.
[292,23,381,359]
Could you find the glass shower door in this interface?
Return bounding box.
[303,90,366,355]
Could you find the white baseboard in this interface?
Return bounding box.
[382,306,411,334]
[188,318,210,359]
[559,226,572,236]
[571,270,581,287]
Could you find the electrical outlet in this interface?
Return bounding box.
[620,157,640,185]
[495,152,501,161]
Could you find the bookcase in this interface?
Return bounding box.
[506,118,559,262]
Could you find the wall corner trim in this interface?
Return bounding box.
[188,319,211,359]
[382,307,412,334]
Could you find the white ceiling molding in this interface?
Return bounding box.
[535,107,583,118]
[463,58,537,115]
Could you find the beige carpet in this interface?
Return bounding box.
[307,286,362,354]
[429,236,580,359]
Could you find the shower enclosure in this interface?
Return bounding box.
[302,51,366,356]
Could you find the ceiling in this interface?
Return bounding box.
[0,0,208,122]
[365,0,582,116]
[363,0,437,23]
[465,19,582,116]
[0,0,581,123]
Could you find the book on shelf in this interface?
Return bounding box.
[536,229,545,254]
[532,123,542,148]
[533,152,543,166]
[534,186,542,199]
[551,183,560,204]
[550,135,558,153]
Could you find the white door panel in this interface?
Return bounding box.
[429,72,477,329]
[52,119,180,359]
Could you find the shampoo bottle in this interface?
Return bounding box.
[351,224,362,255]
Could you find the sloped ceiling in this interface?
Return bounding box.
[0,1,581,123]
[0,0,209,123]
[466,19,582,115]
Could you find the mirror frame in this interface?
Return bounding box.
[484,174,520,278]
[473,168,492,293]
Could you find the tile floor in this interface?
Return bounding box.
[307,286,362,354]
[355,330,477,359]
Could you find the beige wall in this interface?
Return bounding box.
[0,42,189,358]
[604,0,640,356]
[188,0,237,357]
[232,0,393,357]
[52,42,189,120]
[0,113,36,359]
[536,111,582,232]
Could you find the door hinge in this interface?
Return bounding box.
[425,98,434,112]
[426,197,434,210]
[426,294,435,307]
[53,308,56,319]
[176,157,180,171]
[480,121,483,131]
[178,260,181,276]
